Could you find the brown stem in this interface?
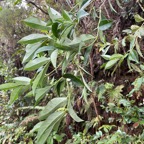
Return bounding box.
[26,0,48,15]
[89,52,94,80]
[91,92,101,126]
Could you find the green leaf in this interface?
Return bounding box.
[22,42,42,64]
[30,122,43,133]
[68,103,83,122]
[67,34,95,47]
[56,80,65,96]
[81,75,92,92]
[52,22,59,38]
[63,74,84,86]
[105,58,120,70]
[82,87,88,104]
[60,25,73,40]
[50,49,58,68]
[12,77,31,85]
[9,86,23,104]
[135,39,143,58]
[134,14,144,23]
[80,0,92,10]
[128,50,139,63]
[39,97,67,120]
[99,19,113,31]
[35,86,51,102]
[48,7,62,22]
[101,55,111,60]
[110,54,123,60]
[32,63,49,94]
[18,34,51,44]
[37,111,65,144]
[24,17,48,30]
[77,9,89,19]
[0,83,22,90]
[62,10,72,21]
[34,46,55,56]
[24,57,50,71]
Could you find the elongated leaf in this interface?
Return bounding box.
[80,0,92,10]
[39,97,67,120]
[24,17,48,30]
[77,9,89,19]
[116,0,123,9]
[63,74,84,86]
[62,10,72,21]
[48,7,62,22]
[128,50,139,63]
[30,121,43,133]
[56,80,65,96]
[110,54,123,60]
[68,103,83,122]
[135,39,143,58]
[18,34,51,44]
[81,75,92,92]
[35,46,55,54]
[67,34,95,47]
[0,83,22,90]
[61,25,73,40]
[52,22,59,38]
[37,111,65,144]
[24,57,50,71]
[99,19,113,31]
[22,42,42,64]
[32,63,49,95]
[50,49,58,68]
[12,77,31,85]
[108,0,117,13]
[105,58,120,70]
[35,86,51,102]
[9,86,23,104]
[37,124,54,144]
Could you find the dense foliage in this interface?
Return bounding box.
[1,0,144,144]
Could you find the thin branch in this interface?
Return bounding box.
[26,0,48,15]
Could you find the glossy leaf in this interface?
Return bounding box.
[134,14,144,23]
[12,77,31,85]
[30,122,43,133]
[22,42,42,64]
[56,80,65,96]
[80,0,92,10]
[62,10,72,21]
[24,57,50,71]
[48,7,62,22]
[50,49,58,68]
[0,83,22,90]
[77,9,89,19]
[63,73,84,86]
[18,34,50,44]
[24,17,48,30]
[32,63,49,94]
[105,58,120,70]
[99,19,113,31]
[39,97,67,120]
[128,50,139,63]
[37,111,65,144]
[52,22,59,38]
[35,86,51,102]
[68,103,83,122]
[81,75,92,92]
[9,86,23,104]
